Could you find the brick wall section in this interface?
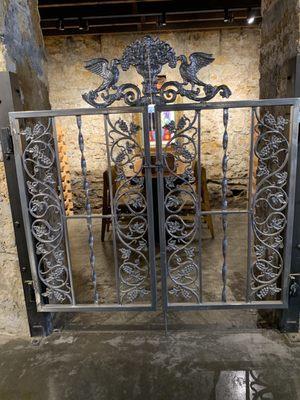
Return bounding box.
[45,29,260,211]
[0,0,50,335]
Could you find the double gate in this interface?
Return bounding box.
[8,98,300,317]
[3,36,300,333]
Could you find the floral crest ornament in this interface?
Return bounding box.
[82,35,231,108]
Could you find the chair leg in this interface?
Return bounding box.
[201,167,214,239]
[101,219,107,242]
[101,171,109,242]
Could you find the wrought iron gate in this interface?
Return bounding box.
[6,36,300,318]
[9,98,300,314]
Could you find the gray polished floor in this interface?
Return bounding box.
[0,330,299,399]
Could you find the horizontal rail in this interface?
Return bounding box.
[168,301,287,311]
[200,209,249,216]
[9,105,144,118]
[39,303,155,312]
[157,98,300,111]
[39,300,287,312]
[8,97,300,119]
[66,214,112,220]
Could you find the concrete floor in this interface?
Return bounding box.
[62,214,259,331]
[0,330,299,399]
[2,202,299,399]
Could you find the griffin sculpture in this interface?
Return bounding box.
[84,58,120,93]
[178,52,215,90]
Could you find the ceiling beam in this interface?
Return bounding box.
[39,0,261,36]
[42,18,261,36]
[38,0,261,20]
[40,10,259,29]
[39,0,171,7]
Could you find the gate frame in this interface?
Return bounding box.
[154,99,300,313]
[9,106,158,313]
[3,95,300,334]
[0,72,52,336]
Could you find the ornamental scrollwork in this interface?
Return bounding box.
[21,121,72,304]
[107,116,151,303]
[82,35,231,108]
[163,113,200,302]
[251,111,289,300]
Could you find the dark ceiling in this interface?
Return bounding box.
[38,0,261,36]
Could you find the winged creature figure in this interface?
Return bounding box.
[84,58,120,94]
[178,52,214,90]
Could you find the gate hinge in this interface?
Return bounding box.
[1,127,14,159]
[24,280,36,303]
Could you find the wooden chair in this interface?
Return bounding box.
[101,166,117,242]
[101,160,214,241]
[194,162,214,238]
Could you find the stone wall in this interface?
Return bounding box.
[45,29,260,211]
[0,0,50,335]
[260,0,300,98]
[259,0,300,328]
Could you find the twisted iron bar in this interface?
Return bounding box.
[76,115,99,304]
[221,108,229,302]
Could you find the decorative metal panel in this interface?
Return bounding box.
[251,111,289,300]
[161,112,201,303]
[82,35,231,108]
[20,120,73,304]
[155,105,297,309]
[105,115,152,304]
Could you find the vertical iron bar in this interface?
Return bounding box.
[246,108,256,302]
[245,370,250,400]
[51,117,76,305]
[103,113,121,304]
[154,109,168,333]
[221,108,229,302]
[142,109,157,309]
[282,105,300,304]
[76,115,99,304]
[196,110,203,303]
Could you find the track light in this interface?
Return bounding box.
[247,8,255,24]
[78,18,89,31]
[224,8,230,23]
[57,18,65,31]
[158,12,167,27]
[78,18,84,30]
[224,8,233,23]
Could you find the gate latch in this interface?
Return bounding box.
[289,273,300,296]
[148,104,155,114]
[1,127,14,159]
